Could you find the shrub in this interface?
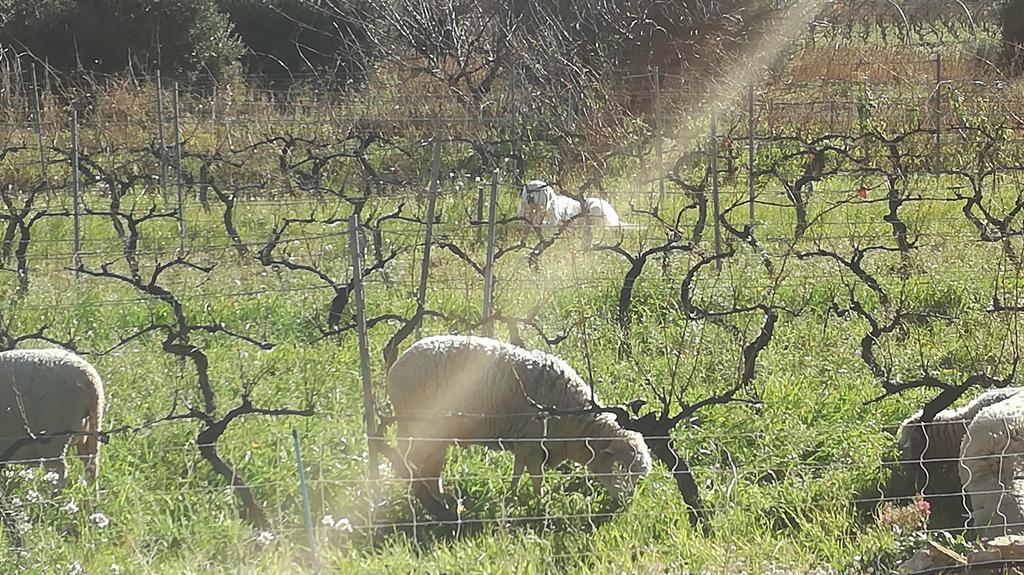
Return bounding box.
[220,0,378,87]
[1002,0,1024,71]
[0,0,242,78]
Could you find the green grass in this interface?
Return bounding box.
[2,35,1024,575]
[0,165,1014,574]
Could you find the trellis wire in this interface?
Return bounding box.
[1,51,1024,571]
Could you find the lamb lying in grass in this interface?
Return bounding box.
[0,348,105,488]
[386,334,651,520]
[898,387,1024,537]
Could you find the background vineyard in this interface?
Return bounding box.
[1,1,1024,573]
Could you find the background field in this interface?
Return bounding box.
[1,2,1024,574]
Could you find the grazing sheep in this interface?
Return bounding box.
[386,335,652,519]
[959,392,1024,537]
[0,348,105,487]
[518,180,628,229]
[898,388,1023,476]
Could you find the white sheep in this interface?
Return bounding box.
[959,392,1024,538]
[898,388,1023,474]
[0,348,105,487]
[386,335,652,519]
[518,180,628,229]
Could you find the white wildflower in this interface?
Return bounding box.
[90,512,110,529]
[255,530,275,546]
[110,565,121,574]
[26,489,40,502]
[320,515,353,532]
[43,471,61,484]
[18,467,35,480]
[61,499,79,514]
[67,561,84,575]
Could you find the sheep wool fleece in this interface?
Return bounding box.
[387,334,604,451]
[0,348,105,482]
[899,387,1024,464]
[959,391,1024,537]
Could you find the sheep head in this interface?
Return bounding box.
[898,411,970,495]
[586,430,652,501]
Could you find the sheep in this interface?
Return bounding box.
[0,348,105,488]
[386,334,652,520]
[898,388,1023,486]
[518,180,628,229]
[959,392,1024,538]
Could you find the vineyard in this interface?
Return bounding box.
[1,6,1024,573]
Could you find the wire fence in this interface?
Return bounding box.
[2,54,1024,572]
[2,413,1023,569]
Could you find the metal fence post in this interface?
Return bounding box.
[934,54,942,175]
[156,70,169,203]
[31,64,47,194]
[415,130,442,338]
[0,52,9,113]
[475,180,485,244]
[71,109,82,277]
[292,429,321,575]
[172,82,185,256]
[348,214,379,488]
[711,110,722,270]
[43,57,51,96]
[482,170,499,337]
[747,84,756,227]
[654,66,665,205]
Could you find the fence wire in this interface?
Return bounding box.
[3,58,1024,573]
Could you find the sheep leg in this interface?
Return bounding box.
[394,436,415,479]
[516,449,544,494]
[406,441,457,521]
[582,217,594,246]
[78,413,101,485]
[510,450,526,492]
[42,456,68,492]
[527,456,543,494]
[79,444,98,485]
